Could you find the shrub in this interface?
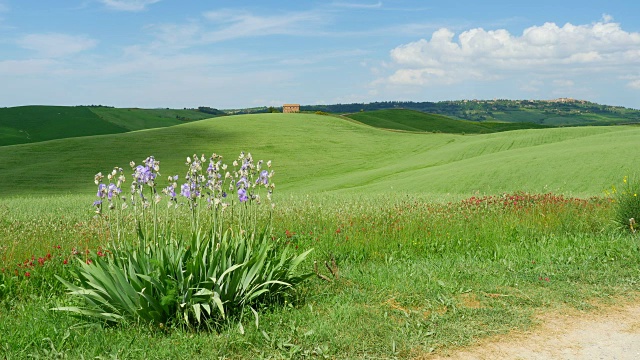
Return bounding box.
[610,175,640,232]
[53,152,312,328]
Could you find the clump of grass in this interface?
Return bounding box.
[608,175,640,231]
[53,152,312,329]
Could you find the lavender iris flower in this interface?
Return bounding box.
[97,183,107,198]
[237,188,248,202]
[107,183,119,200]
[180,183,191,198]
[236,177,249,189]
[256,170,269,185]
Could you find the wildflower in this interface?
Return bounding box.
[107,183,120,200]
[238,188,248,202]
[256,170,269,186]
[25,271,31,278]
[94,172,104,185]
[96,183,107,198]
[180,183,191,198]
[236,177,249,189]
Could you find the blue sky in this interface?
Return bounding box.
[1,0,639,109]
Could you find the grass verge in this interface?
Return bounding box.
[1,193,639,358]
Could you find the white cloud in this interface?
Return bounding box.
[100,0,160,12]
[17,33,97,58]
[384,19,640,87]
[628,79,640,90]
[201,10,323,42]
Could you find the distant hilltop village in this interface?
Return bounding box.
[461,98,587,104]
[546,98,588,104]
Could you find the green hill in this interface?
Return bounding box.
[346,109,550,133]
[0,106,129,146]
[304,99,640,125]
[0,113,636,198]
[0,106,217,146]
[89,107,213,131]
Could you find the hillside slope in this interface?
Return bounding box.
[346,109,550,133]
[0,113,635,197]
[304,100,640,125]
[0,106,129,146]
[0,106,216,146]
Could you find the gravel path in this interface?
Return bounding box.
[426,302,640,360]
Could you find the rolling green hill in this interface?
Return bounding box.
[0,106,217,146]
[0,106,129,146]
[89,107,213,131]
[304,99,640,125]
[0,113,636,198]
[346,109,550,133]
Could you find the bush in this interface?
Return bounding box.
[611,175,640,231]
[54,152,312,329]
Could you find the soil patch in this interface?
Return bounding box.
[420,300,640,360]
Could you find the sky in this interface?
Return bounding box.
[1,0,639,109]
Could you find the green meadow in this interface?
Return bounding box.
[346,109,551,134]
[0,106,214,146]
[1,113,639,359]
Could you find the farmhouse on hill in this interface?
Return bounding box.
[282,104,300,113]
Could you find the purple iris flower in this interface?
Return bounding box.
[236,177,249,189]
[134,165,156,185]
[165,184,176,199]
[237,188,248,202]
[107,183,119,200]
[96,183,107,198]
[256,170,269,185]
[180,183,191,198]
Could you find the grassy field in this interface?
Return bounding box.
[89,107,214,131]
[1,113,639,358]
[0,106,129,146]
[0,113,636,197]
[0,106,216,146]
[305,100,640,125]
[346,109,550,134]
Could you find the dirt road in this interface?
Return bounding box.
[426,302,640,360]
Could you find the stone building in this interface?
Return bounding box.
[282,104,300,113]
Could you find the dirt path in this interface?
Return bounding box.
[425,302,640,360]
